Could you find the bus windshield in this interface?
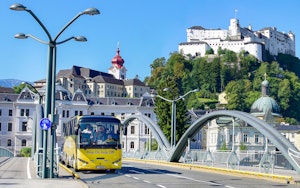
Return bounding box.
[79,121,120,146]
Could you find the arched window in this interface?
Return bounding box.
[130,141,134,149]
[22,139,26,146]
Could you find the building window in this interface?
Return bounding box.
[62,110,65,118]
[8,123,12,131]
[20,109,29,116]
[7,139,12,146]
[130,141,134,149]
[75,111,78,116]
[144,125,149,135]
[130,126,135,134]
[0,109,2,116]
[21,109,24,116]
[243,133,248,143]
[91,112,94,115]
[255,134,259,143]
[22,122,27,131]
[66,110,69,118]
[111,113,115,116]
[9,109,12,116]
[0,123,1,131]
[101,112,105,116]
[144,113,151,118]
[22,139,26,146]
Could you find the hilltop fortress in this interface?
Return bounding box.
[178,18,295,61]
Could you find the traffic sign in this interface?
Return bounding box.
[40,118,52,130]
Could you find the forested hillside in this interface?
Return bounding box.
[145,49,300,124]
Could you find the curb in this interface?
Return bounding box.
[58,163,81,179]
[123,158,294,184]
[58,163,90,188]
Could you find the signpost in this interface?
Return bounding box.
[40,118,51,130]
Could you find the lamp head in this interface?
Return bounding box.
[83,8,100,15]
[10,3,27,11]
[14,33,28,39]
[74,36,87,42]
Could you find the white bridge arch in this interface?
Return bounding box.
[122,110,300,173]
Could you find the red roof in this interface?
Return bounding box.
[111,48,124,68]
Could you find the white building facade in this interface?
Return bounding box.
[0,86,156,156]
[0,47,154,156]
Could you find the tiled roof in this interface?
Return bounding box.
[87,97,154,107]
[124,78,146,86]
[93,75,123,85]
[276,125,300,131]
[0,87,14,93]
[56,65,114,80]
[0,93,18,102]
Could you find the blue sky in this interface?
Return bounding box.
[0,0,299,82]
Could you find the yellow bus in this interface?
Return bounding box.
[61,115,122,172]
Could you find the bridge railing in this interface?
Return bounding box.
[0,147,13,157]
[123,149,168,161]
[186,150,294,170]
[124,149,294,171]
[288,148,300,170]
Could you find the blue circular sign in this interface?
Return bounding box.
[40,118,52,130]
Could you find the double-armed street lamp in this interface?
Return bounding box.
[154,88,199,147]
[10,3,100,178]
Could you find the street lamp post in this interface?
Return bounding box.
[10,4,100,178]
[154,89,198,147]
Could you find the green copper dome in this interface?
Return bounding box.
[250,74,281,116]
[250,96,280,114]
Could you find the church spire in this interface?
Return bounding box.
[111,45,124,69]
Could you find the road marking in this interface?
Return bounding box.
[129,169,145,174]
[27,158,32,179]
[125,169,166,188]
[144,168,235,188]
[143,180,151,183]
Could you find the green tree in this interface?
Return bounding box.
[219,142,229,151]
[239,143,247,151]
[154,76,190,144]
[205,48,214,55]
[225,80,249,111]
[20,147,31,157]
[278,79,291,110]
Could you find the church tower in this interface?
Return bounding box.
[108,47,127,80]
